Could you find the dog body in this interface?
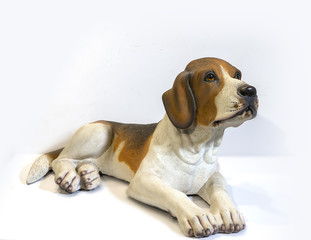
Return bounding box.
[27,58,258,237]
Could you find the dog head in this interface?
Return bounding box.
[162,57,258,130]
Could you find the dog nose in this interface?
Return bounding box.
[238,85,257,97]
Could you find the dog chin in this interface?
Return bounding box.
[212,108,255,128]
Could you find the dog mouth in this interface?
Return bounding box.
[213,105,257,127]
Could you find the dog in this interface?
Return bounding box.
[27,57,258,237]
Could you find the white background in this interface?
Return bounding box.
[0,0,310,239]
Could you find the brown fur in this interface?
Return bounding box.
[94,121,157,173]
[162,72,196,129]
[187,58,240,126]
[46,148,63,159]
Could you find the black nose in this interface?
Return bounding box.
[238,85,257,97]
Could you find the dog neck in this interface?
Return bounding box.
[157,115,224,165]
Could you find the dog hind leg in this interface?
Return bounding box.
[51,122,112,193]
[77,162,101,191]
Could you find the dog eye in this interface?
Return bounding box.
[234,71,242,80]
[204,72,216,82]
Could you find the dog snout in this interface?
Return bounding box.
[238,85,257,98]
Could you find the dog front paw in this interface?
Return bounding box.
[176,206,218,238]
[211,206,245,234]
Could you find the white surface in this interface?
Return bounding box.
[0,155,304,240]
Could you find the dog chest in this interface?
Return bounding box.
[139,148,219,195]
[165,157,219,195]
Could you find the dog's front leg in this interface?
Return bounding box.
[198,172,245,234]
[127,174,217,237]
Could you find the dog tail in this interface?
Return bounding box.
[26,148,63,184]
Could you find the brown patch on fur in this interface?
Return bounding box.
[185,58,240,126]
[94,121,157,173]
[46,148,63,159]
[162,72,196,130]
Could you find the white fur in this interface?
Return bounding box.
[133,115,221,194]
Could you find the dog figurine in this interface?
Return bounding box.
[27,57,258,237]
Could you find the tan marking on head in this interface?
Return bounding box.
[162,58,241,129]
[109,122,157,173]
[186,58,240,126]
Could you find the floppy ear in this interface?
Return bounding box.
[162,72,196,129]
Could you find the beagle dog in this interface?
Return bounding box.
[27,57,258,237]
